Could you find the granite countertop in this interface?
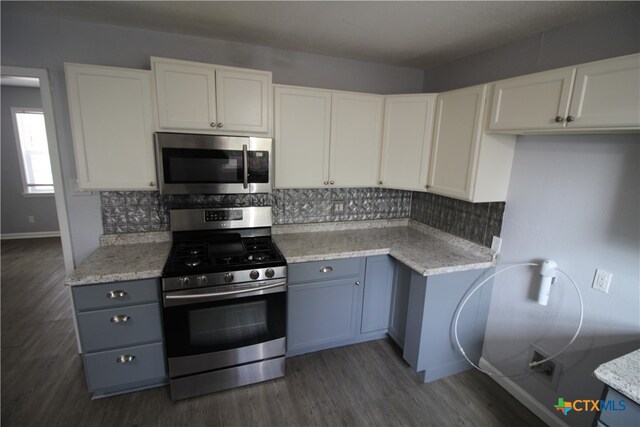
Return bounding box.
[66,220,494,286]
[594,349,640,405]
[272,219,495,276]
[65,233,172,286]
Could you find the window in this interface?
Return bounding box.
[11,108,54,194]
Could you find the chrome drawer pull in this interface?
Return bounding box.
[106,290,127,299]
[320,266,333,273]
[110,314,130,324]
[116,354,135,364]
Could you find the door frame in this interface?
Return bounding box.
[2,66,75,273]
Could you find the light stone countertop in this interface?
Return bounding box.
[66,219,494,286]
[593,348,640,405]
[272,219,495,276]
[65,240,172,286]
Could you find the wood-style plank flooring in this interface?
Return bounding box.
[1,238,545,427]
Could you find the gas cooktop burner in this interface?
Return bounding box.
[163,235,286,278]
[185,258,202,268]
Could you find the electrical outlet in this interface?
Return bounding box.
[332,201,344,214]
[592,269,612,294]
[28,215,35,224]
[491,236,502,254]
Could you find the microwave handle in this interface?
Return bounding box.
[242,144,249,189]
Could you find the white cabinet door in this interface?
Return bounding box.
[489,67,576,131]
[428,85,486,201]
[274,86,331,188]
[215,68,270,133]
[153,59,217,130]
[379,94,436,191]
[329,92,384,187]
[567,53,640,129]
[65,64,156,190]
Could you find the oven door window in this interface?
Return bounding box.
[164,291,285,358]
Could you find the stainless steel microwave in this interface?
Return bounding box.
[155,133,272,195]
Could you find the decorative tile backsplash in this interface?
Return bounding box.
[100,189,504,248]
[410,192,505,247]
[100,188,411,233]
[272,188,411,224]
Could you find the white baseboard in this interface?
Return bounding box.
[479,357,569,427]
[1,231,61,240]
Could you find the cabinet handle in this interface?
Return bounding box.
[379,181,383,185]
[566,115,575,123]
[330,181,335,185]
[106,290,127,299]
[217,122,223,128]
[210,122,217,128]
[110,314,130,324]
[554,116,565,123]
[425,185,430,189]
[323,181,329,185]
[148,181,155,187]
[355,281,361,286]
[116,354,135,364]
[320,266,333,273]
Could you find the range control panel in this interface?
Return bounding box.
[204,209,244,222]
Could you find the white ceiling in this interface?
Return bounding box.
[2,1,628,69]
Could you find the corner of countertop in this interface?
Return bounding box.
[407,219,495,258]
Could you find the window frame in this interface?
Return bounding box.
[10,107,55,197]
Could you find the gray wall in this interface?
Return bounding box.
[1,85,59,234]
[0,13,424,265]
[423,3,640,92]
[418,5,640,427]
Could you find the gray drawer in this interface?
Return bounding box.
[72,278,159,312]
[288,257,364,284]
[84,341,166,392]
[77,303,163,352]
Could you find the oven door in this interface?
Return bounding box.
[163,281,286,377]
[155,133,272,195]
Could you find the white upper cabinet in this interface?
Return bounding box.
[489,53,640,133]
[489,67,575,131]
[567,53,640,128]
[428,84,516,202]
[152,57,272,135]
[329,92,384,187]
[274,86,331,188]
[65,63,156,190]
[379,94,436,191]
[153,59,217,130]
[274,85,383,189]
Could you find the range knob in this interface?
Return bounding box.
[178,277,191,288]
[224,273,234,283]
[265,268,275,278]
[250,270,260,280]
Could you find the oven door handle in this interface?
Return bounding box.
[165,281,286,303]
[242,144,249,189]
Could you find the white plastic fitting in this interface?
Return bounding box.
[538,260,558,306]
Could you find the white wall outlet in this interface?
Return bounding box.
[28,215,35,224]
[491,236,502,254]
[333,201,344,214]
[592,269,612,294]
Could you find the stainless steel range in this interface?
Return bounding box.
[161,206,287,400]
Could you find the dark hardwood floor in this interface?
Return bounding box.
[1,238,545,427]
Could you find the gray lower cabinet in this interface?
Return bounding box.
[402,268,493,383]
[596,386,640,427]
[286,256,393,356]
[361,256,395,334]
[388,262,412,347]
[71,278,168,397]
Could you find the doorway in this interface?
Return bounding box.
[1,66,74,273]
